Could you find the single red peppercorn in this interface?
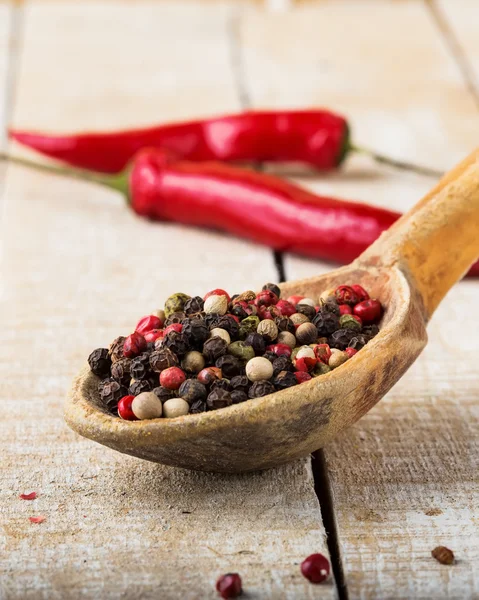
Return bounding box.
[164,323,183,335]
[345,347,358,358]
[295,357,317,372]
[266,343,292,357]
[123,332,147,358]
[143,328,164,343]
[204,288,231,303]
[216,573,242,599]
[314,343,332,364]
[118,395,138,420]
[159,366,186,390]
[295,371,312,383]
[286,295,305,305]
[198,366,222,385]
[353,299,382,323]
[255,290,278,307]
[351,284,370,302]
[334,285,358,306]
[135,315,162,335]
[338,304,353,316]
[301,553,330,584]
[276,299,297,317]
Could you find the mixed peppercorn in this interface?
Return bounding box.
[88,283,383,420]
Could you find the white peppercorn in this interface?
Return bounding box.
[245,356,274,382]
[209,327,231,345]
[256,319,278,342]
[290,312,310,326]
[298,297,316,308]
[319,288,336,304]
[328,349,349,369]
[204,294,228,315]
[277,330,296,349]
[181,350,205,373]
[163,398,190,418]
[296,346,316,360]
[131,392,163,420]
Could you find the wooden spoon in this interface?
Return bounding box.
[65,150,479,473]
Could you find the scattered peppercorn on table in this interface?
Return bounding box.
[1,1,479,599]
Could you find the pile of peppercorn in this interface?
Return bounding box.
[88,283,382,421]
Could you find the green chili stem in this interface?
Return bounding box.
[351,144,444,178]
[0,151,129,197]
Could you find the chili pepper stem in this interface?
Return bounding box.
[0,152,130,200]
[350,144,443,178]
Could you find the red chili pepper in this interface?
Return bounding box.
[1,150,477,275]
[10,110,441,177]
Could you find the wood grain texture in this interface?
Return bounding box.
[1,2,334,598]
[237,0,479,597]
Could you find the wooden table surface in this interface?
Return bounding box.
[1,1,478,598]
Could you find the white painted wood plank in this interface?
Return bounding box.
[240,0,479,597]
[0,2,335,598]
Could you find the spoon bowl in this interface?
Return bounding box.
[66,150,479,472]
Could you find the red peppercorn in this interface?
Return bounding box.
[338,304,353,316]
[314,344,332,364]
[135,315,162,335]
[334,285,358,306]
[353,299,382,323]
[164,323,183,335]
[144,329,164,343]
[216,573,242,599]
[255,290,278,307]
[295,371,312,383]
[295,357,317,372]
[160,366,186,390]
[118,395,138,420]
[198,366,222,385]
[301,553,330,584]
[286,295,305,305]
[266,343,292,357]
[351,284,369,302]
[204,288,231,303]
[123,332,147,358]
[345,347,358,358]
[276,299,297,317]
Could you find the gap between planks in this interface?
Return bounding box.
[228,3,347,596]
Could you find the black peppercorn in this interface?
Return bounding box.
[163,331,190,357]
[210,378,231,392]
[152,386,177,403]
[204,313,222,329]
[244,332,266,356]
[295,304,316,320]
[189,400,207,413]
[202,336,228,362]
[363,324,380,338]
[262,282,281,298]
[184,296,205,315]
[178,379,207,404]
[149,347,179,372]
[215,354,243,378]
[129,379,153,395]
[273,370,298,390]
[216,315,240,340]
[230,303,248,321]
[100,378,128,411]
[272,355,294,376]
[182,319,209,348]
[329,328,355,350]
[108,336,126,363]
[130,352,151,380]
[274,316,296,334]
[347,334,370,350]
[88,348,112,377]
[231,390,248,404]
[248,381,275,399]
[111,357,132,385]
[164,312,186,326]
[321,299,340,316]
[207,388,233,410]
[312,311,340,336]
[262,351,277,364]
[230,375,249,392]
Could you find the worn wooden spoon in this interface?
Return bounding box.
[65,150,479,473]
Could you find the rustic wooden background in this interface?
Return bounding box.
[0,1,478,598]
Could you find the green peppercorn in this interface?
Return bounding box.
[164,293,191,317]
[239,315,260,339]
[227,340,256,363]
[313,362,331,377]
[339,314,362,332]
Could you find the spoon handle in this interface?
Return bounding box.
[360,149,479,319]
